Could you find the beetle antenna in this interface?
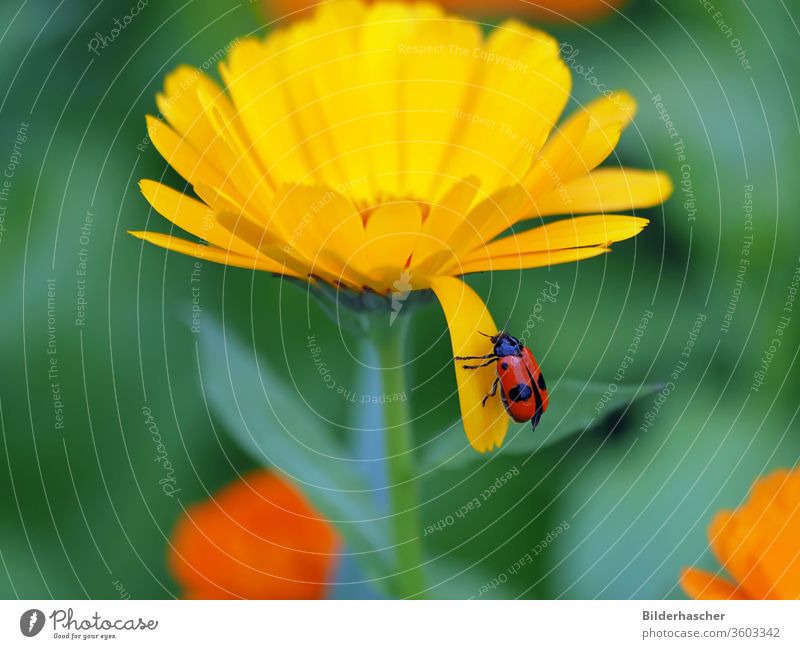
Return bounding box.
[477,330,492,338]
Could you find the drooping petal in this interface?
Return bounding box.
[533,168,673,217]
[430,276,508,453]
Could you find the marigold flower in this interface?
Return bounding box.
[132,0,671,452]
[681,467,800,599]
[169,470,339,599]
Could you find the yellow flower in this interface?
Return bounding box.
[681,467,800,599]
[265,0,627,22]
[131,0,671,452]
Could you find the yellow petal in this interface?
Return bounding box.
[213,210,363,291]
[140,179,258,258]
[221,38,312,186]
[362,201,423,287]
[207,185,373,292]
[212,211,326,284]
[194,80,275,211]
[430,276,508,453]
[145,116,226,189]
[157,65,220,155]
[584,90,638,126]
[558,121,623,181]
[156,66,263,201]
[458,245,609,274]
[287,0,373,203]
[440,183,531,273]
[190,185,351,286]
[444,93,641,252]
[441,20,571,198]
[139,5,673,289]
[191,182,270,232]
[272,184,377,289]
[276,24,344,190]
[356,3,440,199]
[128,230,294,275]
[533,168,673,216]
[410,176,480,277]
[527,91,638,194]
[468,215,648,260]
[216,7,573,207]
[395,15,482,199]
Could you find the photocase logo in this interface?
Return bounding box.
[390,270,413,325]
[20,609,45,637]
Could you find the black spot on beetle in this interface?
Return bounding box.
[500,362,508,370]
[537,373,547,391]
[507,383,532,402]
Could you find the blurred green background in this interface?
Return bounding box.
[0,0,798,599]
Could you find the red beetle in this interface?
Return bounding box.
[456,331,549,430]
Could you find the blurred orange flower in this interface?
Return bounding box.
[169,470,339,599]
[681,467,800,599]
[264,0,626,21]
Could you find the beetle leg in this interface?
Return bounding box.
[455,353,497,361]
[481,378,500,406]
[461,358,498,370]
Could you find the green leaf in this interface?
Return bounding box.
[197,317,394,588]
[420,379,662,470]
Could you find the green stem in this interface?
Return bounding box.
[373,316,426,598]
